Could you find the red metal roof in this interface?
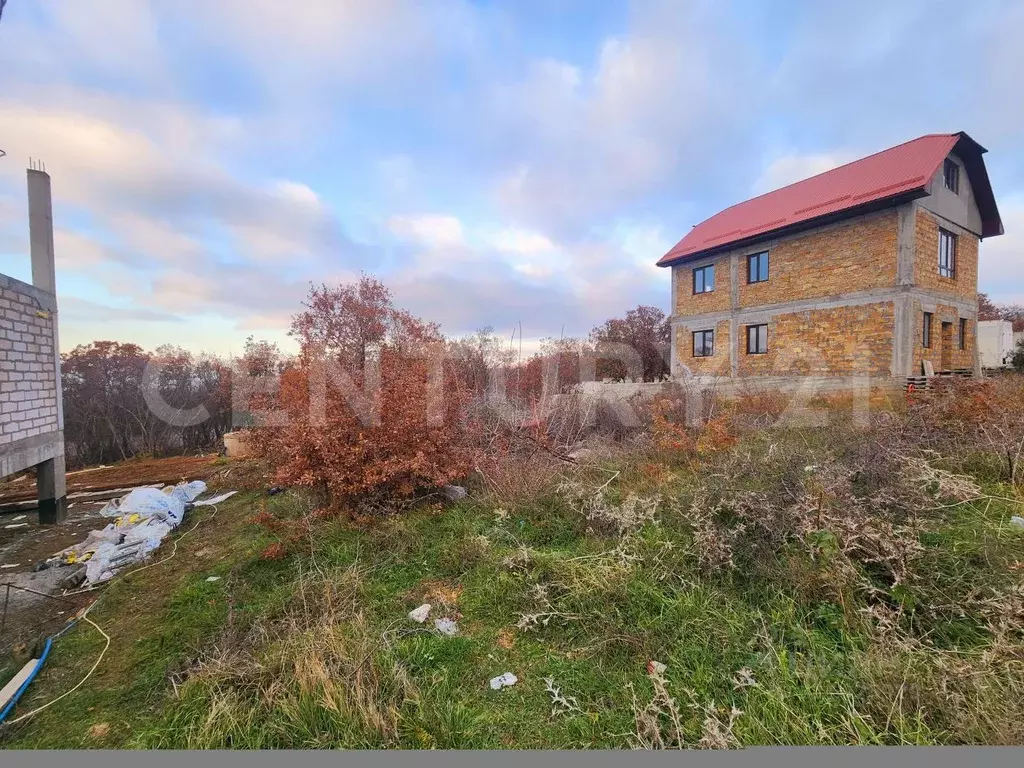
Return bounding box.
[658,133,962,266]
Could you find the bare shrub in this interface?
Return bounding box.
[630,664,743,749]
[907,377,1024,483]
[558,478,659,536]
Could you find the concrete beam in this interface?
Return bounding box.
[0,431,62,478]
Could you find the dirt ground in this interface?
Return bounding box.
[0,454,222,505]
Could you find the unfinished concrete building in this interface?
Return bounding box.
[658,132,1004,390]
[0,168,66,523]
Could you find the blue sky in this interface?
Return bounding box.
[0,0,1022,356]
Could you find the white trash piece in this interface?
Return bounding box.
[490,672,518,690]
[442,485,468,501]
[1010,516,1024,531]
[646,660,667,676]
[206,576,221,582]
[408,603,432,623]
[434,617,459,636]
[194,491,237,507]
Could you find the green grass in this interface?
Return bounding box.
[3,436,1024,748]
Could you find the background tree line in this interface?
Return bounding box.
[59,293,672,469]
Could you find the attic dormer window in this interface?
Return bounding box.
[943,158,960,194]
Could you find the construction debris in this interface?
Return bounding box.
[49,481,214,587]
[194,491,237,507]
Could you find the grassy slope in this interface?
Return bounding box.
[3,434,1024,748]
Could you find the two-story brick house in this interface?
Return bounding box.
[657,132,1003,388]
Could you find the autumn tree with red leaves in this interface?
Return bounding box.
[590,305,670,382]
[248,275,473,515]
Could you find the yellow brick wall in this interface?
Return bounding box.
[911,301,975,374]
[674,320,731,376]
[737,211,898,309]
[673,262,732,316]
[737,303,894,378]
[913,209,978,299]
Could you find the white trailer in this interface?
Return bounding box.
[978,320,1016,368]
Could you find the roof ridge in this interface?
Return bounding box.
[698,133,957,227]
[658,132,973,266]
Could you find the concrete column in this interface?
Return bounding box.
[37,453,67,524]
[896,202,917,286]
[27,167,67,522]
[28,170,57,295]
[730,253,740,378]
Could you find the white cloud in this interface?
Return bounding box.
[487,2,758,235]
[388,214,465,249]
[479,227,555,255]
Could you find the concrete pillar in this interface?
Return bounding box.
[37,453,67,524]
[28,170,57,295]
[27,167,67,523]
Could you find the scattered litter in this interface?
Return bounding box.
[408,603,432,623]
[194,491,237,507]
[4,523,28,530]
[267,486,285,496]
[434,617,459,636]
[205,576,221,582]
[1011,516,1024,531]
[442,485,468,501]
[490,672,518,690]
[646,660,667,676]
[804,465,818,473]
[11,515,26,522]
[0,564,19,569]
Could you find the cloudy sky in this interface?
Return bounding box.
[0,0,1022,356]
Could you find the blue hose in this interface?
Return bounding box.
[0,636,53,724]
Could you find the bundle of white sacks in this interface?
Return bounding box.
[56,481,211,586]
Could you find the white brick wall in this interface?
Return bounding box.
[0,284,59,445]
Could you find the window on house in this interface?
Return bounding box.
[923,312,933,348]
[959,318,968,351]
[938,228,957,278]
[693,264,715,294]
[692,329,714,357]
[747,251,769,284]
[943,158,960,194]
[746,324,768,355]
